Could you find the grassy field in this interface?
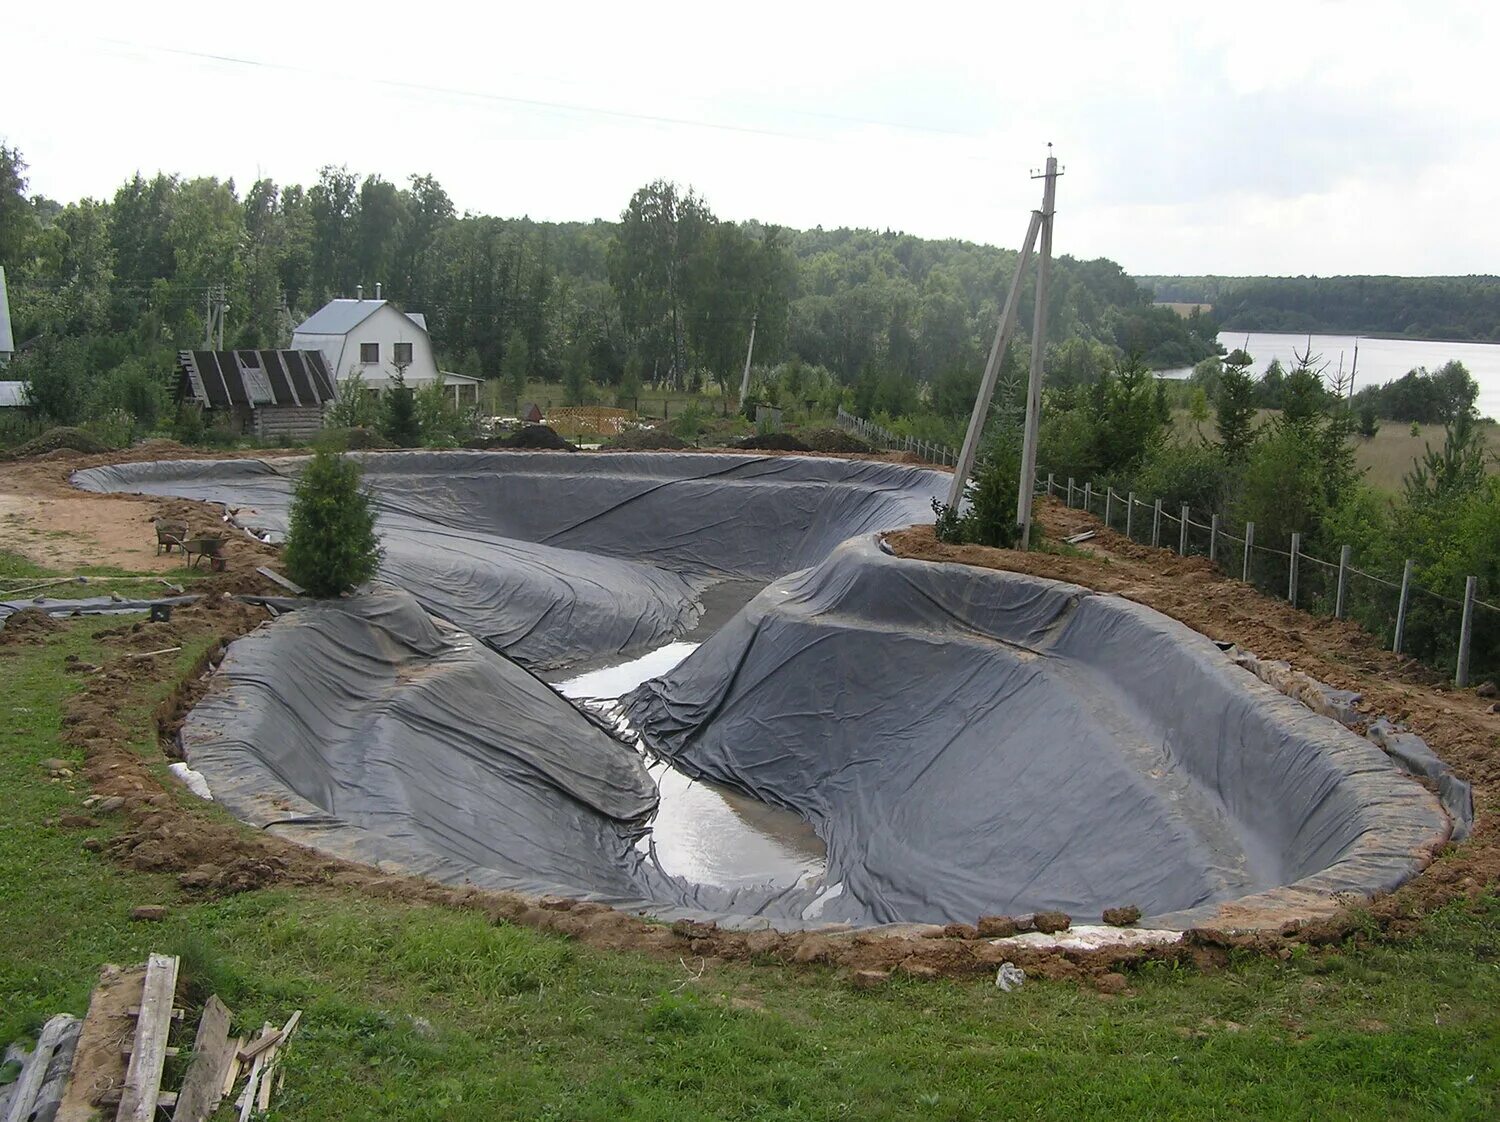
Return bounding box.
[0,548,207,600]
[1172,411,1500,493]
[2,605,1498,1118]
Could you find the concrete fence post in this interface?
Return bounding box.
[1179,504,1190,555]
[1335,545,1352,619]
[1104,488,1113,528]
[1289,532,1301,606]
[1047,472,1055,496]
[1152,499,1163,548]
[1126,492,1135,539]
[1393,559,1414,654]
[1084,482,1092,512]
[1066,477,1075,507]
[1209,514,1219,564]
[1456,576,1477,688]
[1243,522,1255,583]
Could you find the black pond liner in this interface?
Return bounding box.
[76,453,1456,930]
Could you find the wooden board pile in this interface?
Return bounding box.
[5,953,304,1121]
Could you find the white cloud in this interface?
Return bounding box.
[4,0,1496,275]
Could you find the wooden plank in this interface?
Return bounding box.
[172,994,234,1122]
[3,1014,77,1122]
[97,1091,177,1108]
[127,1005,185,1020]
[236,1023,272,1122]
[255,566,306,595]
[255,1011,301,1113]
[237,1027,282,1063]
[220,1037,244,1098]
[117,953,179,1122]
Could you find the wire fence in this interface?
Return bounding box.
[834,407,1495,688]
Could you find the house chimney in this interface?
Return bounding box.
[376,281,382,300]
[356,284,364,301]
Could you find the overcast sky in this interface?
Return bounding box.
[6,1,1495,276]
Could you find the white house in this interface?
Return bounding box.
[0,265,14,367]
[291,295,479,407]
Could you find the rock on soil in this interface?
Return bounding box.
[1094,972,1129,994]
[1034,912,1072,934]
[1102,906,1142,926]
[735,432,812,452]
[977,915,1019,938]
[850,969,890,989]
[1477,681,1498,699]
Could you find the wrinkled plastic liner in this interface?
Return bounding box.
[624,537,1452,928]
[73,452,950,669]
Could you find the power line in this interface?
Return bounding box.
[33,29,981,146]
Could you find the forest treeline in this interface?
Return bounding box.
[0,143,1219,409]
[1140,274,1500,342]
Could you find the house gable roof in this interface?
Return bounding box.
[293,298,429,337]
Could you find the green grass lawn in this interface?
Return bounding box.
[2,616,1497,1119]
[0,548,208,601]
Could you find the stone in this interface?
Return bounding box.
[1476,680,1498,699]
[39,758,70,773]
[850,969,889,989]
[976,915,1019,938]
[130,905,168,922]
[1011,913,1038,933]
[744,930,782,956]
[1101,906,1142,927]
[95,796,127,813]
[941,923,979,940]
[58,814,99,829]
[1094,972,1129,995]
[82,838,103,852]
[1033,911,1072,934]
[897,960,939,980]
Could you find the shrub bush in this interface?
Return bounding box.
[282,447,382,598]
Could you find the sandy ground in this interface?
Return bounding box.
[0,445,285,587]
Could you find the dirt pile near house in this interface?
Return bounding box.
[803,428,874,454]
[735,432,811,452]
[606,428,689,451]
[1,427,114,460]
[501,425,578,451]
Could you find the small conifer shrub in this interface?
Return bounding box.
[282,446,382,597]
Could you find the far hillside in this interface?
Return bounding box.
[1137,275,1500,342]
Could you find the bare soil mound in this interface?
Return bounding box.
[606,428,689,451]
[803,428,874,454]
[0,607,65,645]
[736,432,812,452]
[501,425,578,451]
[1,427,114,460]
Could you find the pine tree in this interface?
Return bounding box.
[282,447,382,597]
[381,371,422,447]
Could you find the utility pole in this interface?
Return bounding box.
[946,213,1040,509]
[946,145,1062,552]
[737,312,759,404]
[1016,149,1060,550]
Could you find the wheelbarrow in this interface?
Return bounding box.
[163,533,227,571]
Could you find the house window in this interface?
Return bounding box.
[360,342,379,364]
[393,342,413,366]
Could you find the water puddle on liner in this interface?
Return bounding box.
[557,645,827,891]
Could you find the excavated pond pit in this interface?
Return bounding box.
[76,452,1458,931]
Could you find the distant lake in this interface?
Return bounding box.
[1161,332,1500,421]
